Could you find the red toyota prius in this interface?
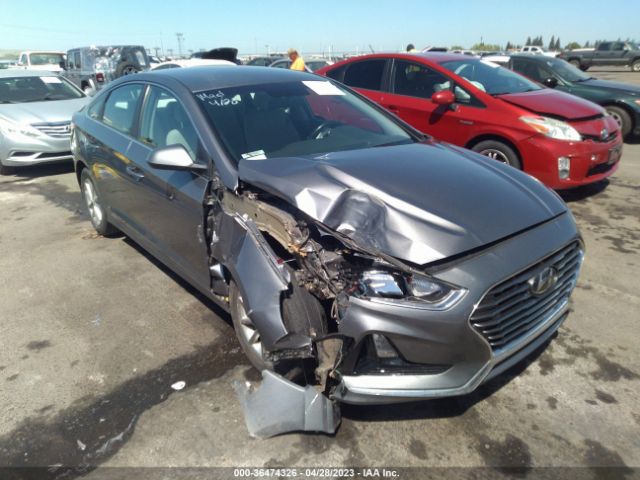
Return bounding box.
[317,53,622,189]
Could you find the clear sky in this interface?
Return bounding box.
[0,0,637,55]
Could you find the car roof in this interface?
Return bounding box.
[0,69,60,78]
[332,52,478,65]
[133,65,320,91]
[151,59,236,70]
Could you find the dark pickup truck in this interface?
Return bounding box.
[559,42,640,72]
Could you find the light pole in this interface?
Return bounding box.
[176,33,184,58]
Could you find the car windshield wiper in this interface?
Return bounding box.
[374,138,414,148]
[0,100,17,104]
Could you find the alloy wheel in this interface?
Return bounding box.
[480,148,510,164]
[236,293,263,358]
[83,178,104,227]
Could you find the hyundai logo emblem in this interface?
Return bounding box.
[528,267,558,296]
[600,128,609,140]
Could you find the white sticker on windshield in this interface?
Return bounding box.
[41,76,62,83]
[302,81,345,96]
[480,59,500,68]
[241,150,267,160]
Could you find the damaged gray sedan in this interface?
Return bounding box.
[71,66,583,433]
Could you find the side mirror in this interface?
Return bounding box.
[431,90,456,106]
[543,77,558,88]
[148,145,207,172]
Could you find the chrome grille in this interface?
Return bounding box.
[470,242,582,351]
[31,122,71,138]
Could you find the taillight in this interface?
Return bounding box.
[96,73,104,83]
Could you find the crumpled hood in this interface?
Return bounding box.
[0,97,89,125]
[581,78,640,96]
[239,142,567,265]
[499,89,605,120]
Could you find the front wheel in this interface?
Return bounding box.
[606,106,632,138]
[80,169,118,235]
[569,59,581,69]
[471,140,522,169]
[631,60,640,72]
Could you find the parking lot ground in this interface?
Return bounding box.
[0,70,639,479]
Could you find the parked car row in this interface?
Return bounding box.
[318,53,623,189]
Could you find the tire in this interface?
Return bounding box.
[569,59,581,69]
[80,168,118,235]
[229,278,327,372]
[116,63,140,77]
[471,140,522,169]
[579,66,589,72]
[631,60,640,72]
[0,162,16,176]
[605,105,632,138]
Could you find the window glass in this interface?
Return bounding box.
[0,75,84,103]
[19,54,27,65]
[612,42,625,51]
[195,80,413,163]
[102,84,143,135]
[87,95,105,119]
[74,52,81,69]
[139,86,199,160]
[440,59,541,95]
[598,42,611,51]
[343,60,386,91]
[29,53,65,66]
[511,59,549,83]
[392,60,450,99]
[325,64,346,82]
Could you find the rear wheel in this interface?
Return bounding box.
[471,140,522,169]
[569,59,581,69]
[606,105,632,138]
[80,169,118,235]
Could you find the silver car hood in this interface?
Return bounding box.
[0,97,89,125]
[238,142,567,265]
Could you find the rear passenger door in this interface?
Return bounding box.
[124,85,211,289]
[337,58,389,104]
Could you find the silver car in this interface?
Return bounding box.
[0,70,88,175]
[71,67,583,434]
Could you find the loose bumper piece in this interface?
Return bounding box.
[234,370,341,438]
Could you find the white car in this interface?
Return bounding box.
[519,46,560,57]
[13,51,66,72]
[150,59,235,71]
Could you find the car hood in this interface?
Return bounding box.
[0,97,89,125]
[238,142,567,265]
[580,78,640,96]
[499,89,604,120]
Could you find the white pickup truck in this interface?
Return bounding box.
[519,46,560,57]
[14,51,66,72]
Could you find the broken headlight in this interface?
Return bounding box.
[359,270,465,310]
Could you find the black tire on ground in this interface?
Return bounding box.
[631,60,640,73]
[116,62,140,77]
[471,140,522,169]
[229,278,327,372]
[0,163,16,176]
[605,105,633,138]
[80,168,118,235]
[579,66,589,71]
[569,59,581,68]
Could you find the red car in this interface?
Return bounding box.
[318,53,622,189]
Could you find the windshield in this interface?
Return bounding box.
[543,57,591,82]
[440,59,542,95]
[0,75,84,103]
[195,80,414,162]
[29,53,64,66]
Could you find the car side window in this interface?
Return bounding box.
[343,60,386,91]
[87,95,106,120]
[598,42,611,51]
[102,84,143,135]
[511,59,547,83]
[392,60,450,100]
[19,54,27,66]
[74,51,81,69]
[325,64,347,82]
[612,42,625,51]
[139,86,199,161]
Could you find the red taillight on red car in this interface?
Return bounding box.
[96,73,104,83]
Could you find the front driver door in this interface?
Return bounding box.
[125,85,211,289]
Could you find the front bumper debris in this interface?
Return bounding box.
[234,370,341,438]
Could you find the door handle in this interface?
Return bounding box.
[126,165,145,182]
